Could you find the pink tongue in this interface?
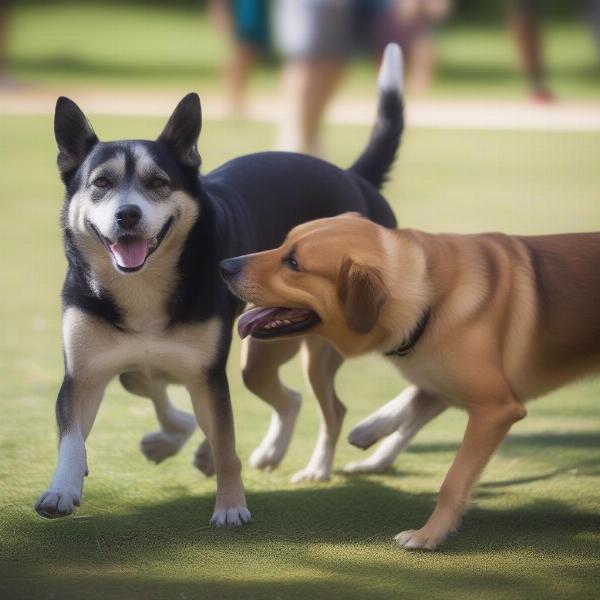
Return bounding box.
[237,307,281,339]
[110,237,149,269]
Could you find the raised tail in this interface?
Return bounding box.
[350,43,404,190]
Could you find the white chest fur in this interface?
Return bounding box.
[63,307,222,386]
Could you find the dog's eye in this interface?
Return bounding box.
[149,177,169,189]
[283,252,301,272]
[93,177,110,188]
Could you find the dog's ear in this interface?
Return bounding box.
[337,257,388,334]
[158,93,202,168]
[54,97,99,179]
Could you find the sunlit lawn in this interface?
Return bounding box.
[1,111,599,599]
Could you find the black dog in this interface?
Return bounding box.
[34,44,403,525]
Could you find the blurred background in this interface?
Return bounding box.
[1,3,600,597]
[1,0,600,151]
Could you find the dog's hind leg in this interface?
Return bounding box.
[241,336,303,470]
[291,337,345,483]
[344,387,447,474]
[120,372,197,465]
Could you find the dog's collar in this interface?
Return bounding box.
[384,309,431,358]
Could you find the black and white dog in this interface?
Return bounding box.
[35,45,403,526]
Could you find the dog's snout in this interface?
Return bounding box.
[219,257,247,281]
[116,204,142,230]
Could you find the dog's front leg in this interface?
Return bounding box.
[188,367,251,527]
[35,374,107,518]
[396,394,526,551]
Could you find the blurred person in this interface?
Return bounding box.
[507,0,554,102]
[584,0,600,63]
[274,0,360,155]
[274,0,451,156]
[380,0,453,96]
[209,0,270,115]
[0,0,14,88]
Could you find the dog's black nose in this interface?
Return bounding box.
[116,204,142,230]
[219,257,246,281]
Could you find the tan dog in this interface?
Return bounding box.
[219,213,600,550]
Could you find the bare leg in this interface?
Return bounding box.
[508,1,553,101]
[396,396,526,550]
[225,44,258,115]
[119,372,196,465]
[0,3,12,84]
[35,374,108,518]
[241,336,303,470]
[291,337,345,483]
[344,388,447,474]
[209,0,258,115]
[188,367,250,527]
[407,34,436,96]
[277,58,347,155]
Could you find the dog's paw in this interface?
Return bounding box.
[210,506,252,528]
[140,428,193,464]
[343,458,392,474]
[290,467,330,483]
[249,443,285,471]
[140,411,196,464]
[35,489,80,519]
[193,440,215,476]
[394,528,442,551]
[249,393,302,471]
[348,420,389,450]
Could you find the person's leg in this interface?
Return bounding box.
[0,2,14,86]
[209,0,265,115]
[508,0,554,102]
[583,0,600,64]
[226,44,258,115]
[274,0,352,155]
[406,32,436,95]
[278,58,347,155]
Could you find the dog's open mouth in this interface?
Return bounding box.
[238,307,320,339]
[89,218,173,273]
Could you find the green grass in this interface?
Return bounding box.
[7,3,600,99]
[1,114,600,599]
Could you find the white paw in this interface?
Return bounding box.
[394,529,440,551]
[193,440,215,476]
[249,443,285,471]
[140,412,196,464]
[210,506,252,528]
[140,430,190,463]
[348,419,389,450]
[290,467,330,483]
[35,488,80,519]
[343,458,392,474]
[249,395,301,471]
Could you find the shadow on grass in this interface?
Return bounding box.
[2,476,599,599]
[361,430,600,487]
[409,430,600,454]
[12,56,223,81]
[5,479,600,564]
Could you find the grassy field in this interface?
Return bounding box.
[7,2,600,99]
[0,111,599,599]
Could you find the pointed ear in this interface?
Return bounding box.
[157,93,202,168]
[54,97,98,179]
[336,257,388,334]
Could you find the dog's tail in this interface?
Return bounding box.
[349,43,404,190]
